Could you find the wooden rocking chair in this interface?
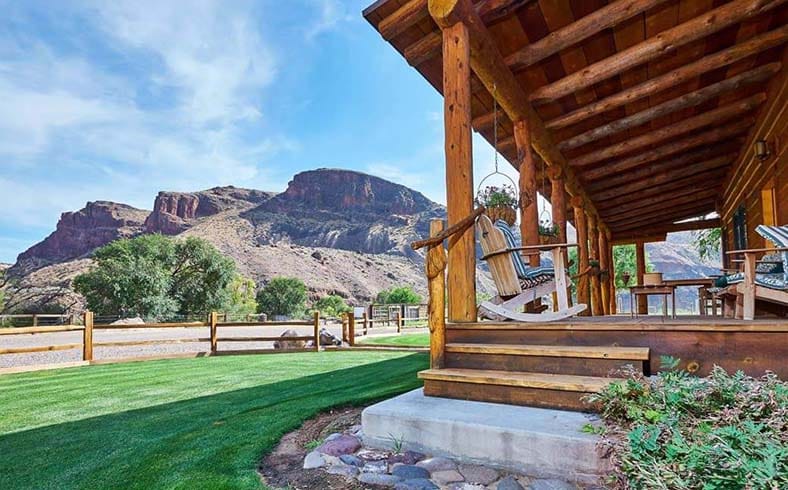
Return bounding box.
[725,224,788,320]
[477,215,586,321]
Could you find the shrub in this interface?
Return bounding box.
[587,359,788,489]
[376,286,421,305]
[312,295,351,319]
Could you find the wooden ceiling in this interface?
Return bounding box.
[362,0,788,238]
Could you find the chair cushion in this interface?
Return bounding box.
[722,272,787,290]
[755,225,788,283]
[494,220,554,282]
[756,253,784,274]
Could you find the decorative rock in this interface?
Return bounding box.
[431,469,465,484]
[391,464,431,480]
[497,475,526,490]
[448,485,485,490]
[361,460,388,474]
[459,464,500,485]
[315,434,361,456]
[327,463,359,478]
[325,433,342,442]
[394,478,438,490]
[388,450,426,465]
[339,454,364,467]
[416,456,457,473]
[358,473,402,487]
[357,448,390,461]
[303,451,325,469]
[527,479,578,490]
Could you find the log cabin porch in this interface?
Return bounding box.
[363,0,788,411]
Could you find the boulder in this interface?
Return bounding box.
[391,465,430,480]
[315,434,361,456]
[319,327,342,346]
[273,329,305,350]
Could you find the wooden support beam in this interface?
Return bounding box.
[592,156,732,202]
[588,213,603,316]
[635,242,647,314]
[587,144,741,193]
[428,0,604,224]
[571,196,590,316]
[599,229,611,316]
[405,31,442,66]
[442,20,476,322]
[515,118,539,266]
[476,0,534,24]
[613,219,720,243]
[559,63,780,151]
[613,202,717,232]
[597,170,727,212]
[427,219,447,368]
[545,25,788,130]
[530,0,788,104]
[572,94,765,168]
[549,166,570,307]
[604,188,721,223]
[506,0,670,71]
[379,0,429,40]
[581,117,754,181]
[606,231,616,314]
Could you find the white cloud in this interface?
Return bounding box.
[304,0,354,40]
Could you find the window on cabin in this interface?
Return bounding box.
[733,204,747,251]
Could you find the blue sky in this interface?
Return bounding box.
[0,0,514,263]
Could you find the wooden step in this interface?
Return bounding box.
[419,368,612,411]
[445,343,649,360]
[444,343,649,377]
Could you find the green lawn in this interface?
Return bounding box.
[0,351,428,489]
[359,333,430,347]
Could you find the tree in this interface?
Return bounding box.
[256,277,307,318]
[223,275,258,316]
[692,227,722,262]
[170,237,236,315]
[73,234,238,319]
[376,286,422,304]
[312,295,351,319]
[569,244,653,292]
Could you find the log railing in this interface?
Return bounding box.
[0,311,324,372]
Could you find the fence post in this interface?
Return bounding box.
[348,312,356,347]
[32,314,38,327]
[396,311,402,334]
[427,219,447,369]
[82,310,94,362]
[313,311,320,352]
[362,312,368,336]
[209,311,218,354]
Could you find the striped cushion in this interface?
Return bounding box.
[494,219,530,279]
[755,225,788,284]
[494,220,554,282]
[723,272,787,290]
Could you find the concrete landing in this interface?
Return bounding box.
[361,389,610,484]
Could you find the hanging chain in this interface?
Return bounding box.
[492,83,498,174]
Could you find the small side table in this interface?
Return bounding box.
[629,285,676,318]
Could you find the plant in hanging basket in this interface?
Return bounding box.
[588,259,601,276]
[538,222,559,244]
[476,184,518,226]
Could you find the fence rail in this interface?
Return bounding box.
[0,311,323,372]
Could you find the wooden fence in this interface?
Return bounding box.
[340,312,428,345]
[0,311,322,370]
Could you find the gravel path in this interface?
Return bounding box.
[0,323,353,369]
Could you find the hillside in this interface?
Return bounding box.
[3,168,716,314]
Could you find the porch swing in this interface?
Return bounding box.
[474,87,586,322]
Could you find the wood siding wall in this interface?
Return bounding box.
[721,50,788,261]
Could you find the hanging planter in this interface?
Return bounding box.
[538,221,559,245]
[477,184,518,226]
[589,259,601,276]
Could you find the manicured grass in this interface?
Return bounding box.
[359,333,430,347]
[0,351,428,489]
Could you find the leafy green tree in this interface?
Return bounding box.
[256,277,307,318]
[223,275,258,316]
[312,295,351,319]
[170,237,236,315]
[692,227,722,262]
[376,286,422,304]
[74,234,238,319]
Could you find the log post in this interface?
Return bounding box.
[341,314,348,344]
[313,311,320,352]
[427,219,447,369]
[635,241,648,314]
[599,228,611,316]
[571,196,590,315]
[515,119,540,265]
[608,232,617,314]
[82,310,93,362]
[32,314,38,327]
[548,166,571,306]
[348,312,356,346]
[209,311,218,353]
[442,20,476,322]
[587,214,603,316]
[396,311,403,333]
[363,312,369,335]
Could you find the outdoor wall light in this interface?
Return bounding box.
[755,139,771,161]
